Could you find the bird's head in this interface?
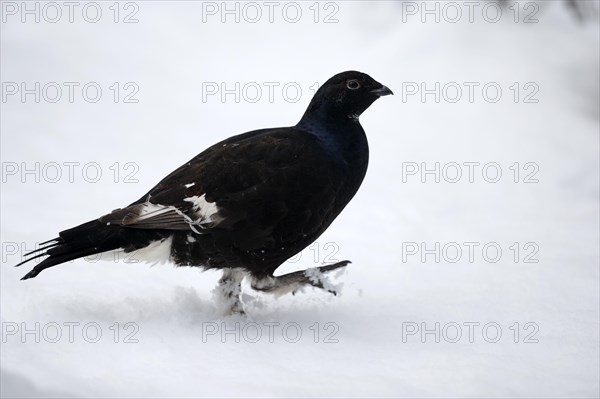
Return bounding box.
[300,71,393,124]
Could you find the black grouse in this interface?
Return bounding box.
[17,71,392,313]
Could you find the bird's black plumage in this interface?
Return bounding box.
[17,71,392,301]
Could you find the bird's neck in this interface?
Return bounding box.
[296,98,363,134]
[297,98,355,127]
[295,108,369,168]
[296,111,361,135]
[296,107,369,208]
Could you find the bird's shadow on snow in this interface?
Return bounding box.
[47,283,355,327]
[9,265,356,327]
[51,285,218,324]
[0,368,78,399]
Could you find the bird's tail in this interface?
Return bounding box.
[16,220,126,280]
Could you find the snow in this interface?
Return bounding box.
[1,1,598,397]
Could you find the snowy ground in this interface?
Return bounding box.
[1,1,599,397]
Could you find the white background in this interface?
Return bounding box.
[1,1,599,397]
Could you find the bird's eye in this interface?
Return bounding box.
[346,80,360,90]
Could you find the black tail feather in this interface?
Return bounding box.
[18,220,125,280]
[20,247,107,280]
[18,219,170,280]
[20,239,62,259]
[15,252,49,267]
[39,237,61,246]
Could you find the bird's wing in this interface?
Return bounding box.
[99,198,216,232]
[99,128,339,241]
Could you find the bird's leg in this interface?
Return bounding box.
[250,260,350,297]
[214,268,246,315]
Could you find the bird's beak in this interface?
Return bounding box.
[371,85,394,97]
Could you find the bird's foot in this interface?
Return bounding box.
[250,260,351,297]
[213,268,246,316]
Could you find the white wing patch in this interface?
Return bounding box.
[136,202,195,224]
[133,196,221,233]
[184,194,221,225]
[137,202,180,217]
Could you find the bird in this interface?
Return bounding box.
[16,71,393,314]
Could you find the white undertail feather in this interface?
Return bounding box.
[125,236,174,266]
